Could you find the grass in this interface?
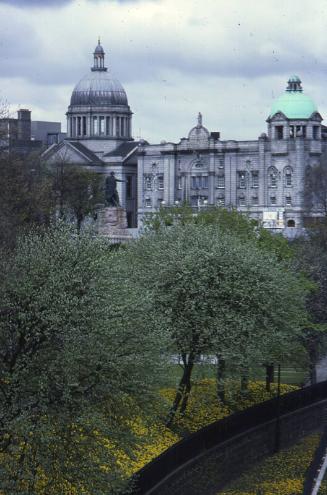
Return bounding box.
[165,362,307,389]
[219,433,327,495]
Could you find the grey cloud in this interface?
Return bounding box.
[0,0,70,6]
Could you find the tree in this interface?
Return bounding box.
[144,206,296,394]
[304,162,327,217]
[0,152,54,249]
[50,157,103,232]
[293,227,327,384]
[0,224,167,494]
[126,223,308,425]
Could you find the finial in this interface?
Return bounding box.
[98,36,101,45]
[197,112,202,127]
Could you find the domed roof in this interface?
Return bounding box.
[70,71,128,106]
[69,41,129,107]
[270,76,317,119]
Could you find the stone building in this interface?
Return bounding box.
[44,40,139,228]
[44,42,326,232]
[139,75,326,231]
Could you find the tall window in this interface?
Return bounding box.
[158,175,164,190]
[238,171,246,188]
[275,126,283,140]
[285,195,292,206]
[77,117,81,136]
[270,195,277,206]
[145,197,152,208]
[99,116,105,135]
[144,175,152,191]
[313,125,320,140]
[284,167,293,187]
[251,171,259,188]
[92,116,98,135]
[251,195,259,206]
[238,195,246,206]
[269,167,278,187]
[217,174,225,188]
[177,176,182,189]
[82,116,87,136]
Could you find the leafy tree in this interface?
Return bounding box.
[293,227,327,384]
[0,224,167,494]
[50,159,103,232]
[304,162,327,217]
[126,223,308,425]
[0,152,54,249]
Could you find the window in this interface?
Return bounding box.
[275,126,283,140]
[285,170,292,186]
[191,175,207,189]
[238,195,246,206]
[238,171,246,188]
[145,198,152,207]
[270,196,276,206]
[285,195,292,206]
[92,116,98,135]
[287,219,295,227]
[313,125,320,140]
[290,125,306,138]
[144,175,152,191]
[269,168,278,187]
[106,117,111,135]
[218,159,224,169]
[177,176,182,189]
[99,116,105,135]
[217,174,225,188]
[82,116,87,136]
[251,171,259,188]
[251,196,259,206]
[116,117,120,137]
[77,117,81,136]
[121,118,124,136]
[158,175,164,190]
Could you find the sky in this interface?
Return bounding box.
[0,0,327,143]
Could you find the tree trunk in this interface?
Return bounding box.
[240,368,249,393]
[216,355,226,403]
[166,353,195,427]
[309,349,318,385]
[265,363,275,392]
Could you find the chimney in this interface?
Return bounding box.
[17,109,31,141]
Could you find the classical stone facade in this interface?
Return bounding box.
[44,43,326,233]
[138,77,326,232]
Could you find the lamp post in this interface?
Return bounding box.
[274,364,281,453]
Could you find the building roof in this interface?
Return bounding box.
[103,141,139,159]
[270,76,318,119]
[67,141,104,164]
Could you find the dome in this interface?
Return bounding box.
[270,76,317,119]
[70,71,128,107]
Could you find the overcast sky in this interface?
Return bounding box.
[0,0,327,143]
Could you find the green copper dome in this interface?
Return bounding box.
[270,76,317,119]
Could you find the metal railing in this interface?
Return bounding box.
[130,380,327,494]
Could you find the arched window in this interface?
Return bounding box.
[284,166,293,187]
[287,219,295,227]
[268,166,278,187]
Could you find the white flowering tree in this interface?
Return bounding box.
[126,223,309,425]
[0,225,167,494]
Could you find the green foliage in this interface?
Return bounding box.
[50,161,103,231]
[0,153,53,249]
[124,222,308,422]
[0,224,167,494]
